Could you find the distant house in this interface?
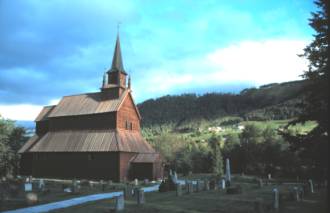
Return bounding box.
[208,126,223,133]
[18,35,164,182]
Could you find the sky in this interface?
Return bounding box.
[0,0,316,121]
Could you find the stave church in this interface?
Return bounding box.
[18,34,164,182]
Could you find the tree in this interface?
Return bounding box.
[284,0,328,180]
[0,115,27,177]
[209,135,224,177]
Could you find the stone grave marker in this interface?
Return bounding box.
[205,180,210,191]
[25,192,38,205]
[268,173,271,180]
[187,182,193,194]
[196,181,201,192]
[258,178,263,188]
[308,179,314,193]
[38,179,45,191]
[134,178,139,186]
[115,194,125,211]
[221,179,226,189]
[176,183,182,196]
[136,188,145,204]
[225,158,231,183]
[273,188,279,211]
[143,179,149,185]
[293,186,301,201]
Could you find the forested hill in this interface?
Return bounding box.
[137,80,308,127]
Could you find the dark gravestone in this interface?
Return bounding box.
[115,195,124,211]
[187,182,193,194]
[205,180,210,191]
[136,188,145,204]
[176,184,182,196]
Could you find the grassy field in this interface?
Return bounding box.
[50,176,327,213]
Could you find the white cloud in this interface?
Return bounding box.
[135,39,309,97]
[0,104,43,121]
[0,99,60,121]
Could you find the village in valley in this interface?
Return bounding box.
[0,0,328,213]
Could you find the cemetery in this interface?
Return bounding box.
[1,162,327,212]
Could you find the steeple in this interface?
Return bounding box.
[109,34,126,74]
[101,32,128,97]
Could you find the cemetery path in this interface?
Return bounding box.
[2,185,160,213]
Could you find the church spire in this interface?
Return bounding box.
[109,33,125,73]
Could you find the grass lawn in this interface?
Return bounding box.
[50,178,327,213]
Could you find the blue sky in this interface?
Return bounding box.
[0,0,316,120]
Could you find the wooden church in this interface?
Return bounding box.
[18,35,164,182]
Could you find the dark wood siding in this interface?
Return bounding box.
[49,113,116,131]
[130,163,153,180]
[19,153,33,175]
[36,120,49,135]
[30,152,120,181]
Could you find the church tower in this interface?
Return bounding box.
[101,34,128,98]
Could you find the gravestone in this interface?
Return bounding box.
[134,179,139,186]
[115,194,124,211]
[187,182,193,194]
[100,180,106,191]
[123,185,133,199]
[72,179,79,193]
[176,184,182,196]
[293,186,301,201]
[25,192,38,205]
[308,179,314,193]
[143,179,149,185]
[196,181,201,192]
[24,183,32,192]
[205,180,210,191]
[136,188,145,204]
[225,158,231,184]
[38,179,45,191]
[258,179,263,188]
[273,188,279,211]
[268,173,271,180]
[254,197,264,213]
[221,179,226,189]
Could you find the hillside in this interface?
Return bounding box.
[137,80,308,128]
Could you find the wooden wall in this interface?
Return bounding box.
[119,152,136,181]
[117,95,140,131]
[49,113,116,131]
[26,152,120,181]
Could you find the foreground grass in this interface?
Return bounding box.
[51,180,327,213]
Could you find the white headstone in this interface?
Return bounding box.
[24,183,32,192]
[38,179,45,190]
[308,179,314,193]
[221,179,226,189]
[134,179,138,186]
[268,173,271,180]
[225,158,231,182]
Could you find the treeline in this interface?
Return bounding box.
[149,124,309,179]
[138,80,307,127]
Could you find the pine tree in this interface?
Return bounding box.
[284,0,328,180]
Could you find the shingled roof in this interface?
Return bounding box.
[44,89,140,118]
[19,130,155,153]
